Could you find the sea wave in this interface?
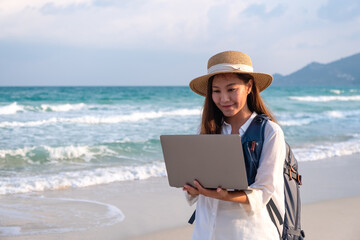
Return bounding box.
[293,137,360,161]
[0,145,118,164]
[329,89,344,95]
[0,108,202,128]
[0,102,87,115]
[0,102,25,115]
[279,118,315,126]
[1,137,360,194]
[279,109,360,126]
[289,95,360,102]
[0,162,166,195]
[39,103,86,112]
[0,196,124,236]
[1,137,360,195]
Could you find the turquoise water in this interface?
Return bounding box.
[0,86,359,195]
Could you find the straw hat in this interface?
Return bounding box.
[189,51,273,96]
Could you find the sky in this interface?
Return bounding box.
[0,0,359,86]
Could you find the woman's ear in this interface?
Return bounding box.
[247,79,253,94]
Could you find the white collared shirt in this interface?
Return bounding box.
[186,112,285,240]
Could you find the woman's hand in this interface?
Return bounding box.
[183,183,199,197]
[183,180,229,201]
[183,180,249,204]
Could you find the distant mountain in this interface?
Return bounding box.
[272,52,360,86]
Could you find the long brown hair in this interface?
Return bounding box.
[200,74,276,134]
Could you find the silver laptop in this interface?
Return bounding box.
[160,134,249,190]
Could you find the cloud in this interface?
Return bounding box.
[0,1,313,53]
[0,0,92,15]
[92,0,142,8]
[0,0,217,50]
[243,3,286,19]
[0,0,359,78]
[40,2,90,15]
[318,0,360,22]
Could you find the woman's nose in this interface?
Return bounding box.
[220,92,230,102]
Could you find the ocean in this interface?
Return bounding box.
[1,86,360,196]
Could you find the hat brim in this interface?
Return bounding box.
[189,70,273,96]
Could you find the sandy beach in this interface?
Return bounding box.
[1,153,360,240]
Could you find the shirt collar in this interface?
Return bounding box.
[222,112,257,136]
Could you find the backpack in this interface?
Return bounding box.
[189,114,305,240]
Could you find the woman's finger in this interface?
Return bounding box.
[193,180,204,192]
[184,184,199,195]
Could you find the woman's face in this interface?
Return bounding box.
[212,73,253,118]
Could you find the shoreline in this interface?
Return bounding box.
[1,153,360,240]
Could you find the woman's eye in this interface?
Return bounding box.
[228,88,236,92]
[213,90,220,93]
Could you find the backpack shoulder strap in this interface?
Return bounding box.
[241,114,269,143]
[241,114,270,185]
[188,210,196,224]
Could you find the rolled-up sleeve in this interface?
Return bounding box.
[184,191,199,206]
[244,121,286,215]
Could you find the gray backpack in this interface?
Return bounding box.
[266,142,305,239]
[245,114,305,239]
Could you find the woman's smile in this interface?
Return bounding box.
[219,104,236,114]
[221,104,233,109]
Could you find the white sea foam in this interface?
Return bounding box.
[44,145,118,162]
[0,102,87,115]
[0,196,124,236]
[0,118,58,128]
[65,108,202,124]
[329,89,343,95]
[0,147,35,159]
[0,102,25,115]
[40,103,86,112]
[0,108,202,128]
[289,95,360,102]
[293,137,360,161]
[279,110,360,126]
[0,227,21,236]
[325,111,345,118]
[0,162,166,195]
[279,118,314,126]
[45,145,93,161]
[279,113,325,127]
[51,197,125,224]
[325,110,360,118]
[0,145,118,163]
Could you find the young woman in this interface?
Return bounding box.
[183,51,286,239]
